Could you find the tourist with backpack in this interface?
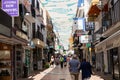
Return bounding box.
[60,55,64,68]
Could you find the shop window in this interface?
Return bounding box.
[0,50,11,80]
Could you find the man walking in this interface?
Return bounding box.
[69,54,80,80]
[80,59,92,80]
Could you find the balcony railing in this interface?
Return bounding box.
[33,31,43,41]
[102,11,112,31]
[101,0,120,33]
[110,0,120,26]
[14,23,27,35]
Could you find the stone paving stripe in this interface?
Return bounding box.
[40,71,70,75]
[60,79,65,80]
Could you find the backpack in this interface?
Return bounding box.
[60,57,64,62]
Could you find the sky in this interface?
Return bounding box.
[41,0,78,49]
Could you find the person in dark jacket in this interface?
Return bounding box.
[80,59,92,80]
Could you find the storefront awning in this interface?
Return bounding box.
[88,4,101,17]
[88,0,108,21]
[88,0,100,17]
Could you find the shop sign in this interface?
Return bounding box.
[73,18,85,30]
[2,0,19,17]
[86,43,91,48]
[79,35,89,43]
[85,22,94,31]
[16,31,28,41]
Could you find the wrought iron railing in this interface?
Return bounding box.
[33,31,43,41]
[101,0,120,33]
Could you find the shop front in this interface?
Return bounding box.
[96,30,120,80]
[0,9,12,80]
[32,39,45,70]
[95,44,105,72]
[106,37,120,80]
[107,47,119,80]
[0,43,12,80]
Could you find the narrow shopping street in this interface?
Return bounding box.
[18,64,112,80]
[0,0,120,80]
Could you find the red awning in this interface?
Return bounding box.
[88,4,101,17]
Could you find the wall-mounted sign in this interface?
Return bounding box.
[2,0,19,17]
[79,35,89,43]
[73,18,85,30]
[85,22,95,31]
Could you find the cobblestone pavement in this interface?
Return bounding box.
[18,65,112,80]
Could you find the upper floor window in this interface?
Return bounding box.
[32,0,35,7]
[40,8,43,17]
[22,22,28,33]
[114,0,118,4]
[36,0,39,10]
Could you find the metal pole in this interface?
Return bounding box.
[91,29,95,66]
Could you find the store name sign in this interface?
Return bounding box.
[16,31,28,41]
[2,0,19,17]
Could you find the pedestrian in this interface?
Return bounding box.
[69,54,80,80]
[55,56,60,65]
[63,55,67,67]
[60,55,64,68]
[80,59,92,80]
[50,56,54,67]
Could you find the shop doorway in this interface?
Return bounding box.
[96,52,104,72]
[110,48,120,80]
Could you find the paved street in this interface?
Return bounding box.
[19,64,112,80]
[41,65,72,80]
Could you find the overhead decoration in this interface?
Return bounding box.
[41,0,78,49]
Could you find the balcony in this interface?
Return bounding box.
[102,11,112,31]
[102,0,120,37]
[33,31,43,41]
[110,0,120,25]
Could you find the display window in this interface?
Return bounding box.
[0,43,12,80]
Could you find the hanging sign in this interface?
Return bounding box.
[2,0,19,17]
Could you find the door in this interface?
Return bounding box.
[111,48,119,80]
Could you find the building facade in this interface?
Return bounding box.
[87,0,120,80]
[0,0,53,80]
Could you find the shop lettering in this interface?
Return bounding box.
[16,31,28,41]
